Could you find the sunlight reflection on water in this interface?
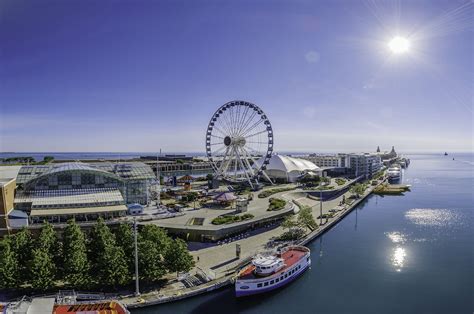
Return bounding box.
[405,208,460,227]
[392,247,407,272]
[385,231,407,244]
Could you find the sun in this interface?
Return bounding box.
[388,36,410,54]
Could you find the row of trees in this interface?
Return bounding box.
[350,183,367,198]
[280,206,318,240]
[0,219,194,291]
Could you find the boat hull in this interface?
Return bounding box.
[235,248,311,297]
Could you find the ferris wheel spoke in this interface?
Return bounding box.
[237,105,251,135]
[212,125,228,137]
[210,134,225,140]
[238,109,258,137]
[222,109,232,135]
[241,118,264,138]
[220,119,234,136]
[245,145,265,157]
[244,129,268,139]
[229,106,237,136]
[212,145,227,155]
[245,140,268,145]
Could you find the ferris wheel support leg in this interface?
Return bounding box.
[261,170,274,185]
[235,148,254,189]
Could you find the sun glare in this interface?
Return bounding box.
[388,36,410,54]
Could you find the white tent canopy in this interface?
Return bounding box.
[254,154,321,182]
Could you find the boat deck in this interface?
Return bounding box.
[54,301,128,314]
[239,248,307,280]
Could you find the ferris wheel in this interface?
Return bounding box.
[205,101,274,188]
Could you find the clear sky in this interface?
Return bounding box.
[1,0,472,153]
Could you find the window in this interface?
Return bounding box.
[264,282,269,287]
[270,280,274,284]
[257,283,262,288]
[276,278,279,283]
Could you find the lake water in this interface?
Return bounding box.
[132,153,473,314]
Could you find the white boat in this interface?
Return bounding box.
[235,246,311,297]
[387,166,401,180]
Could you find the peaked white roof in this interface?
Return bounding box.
[255,154,320,173]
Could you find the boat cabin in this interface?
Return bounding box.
[252,254,285,276]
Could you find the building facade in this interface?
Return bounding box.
[14,162,155,224]
[301,153,382,179]
[302,154,343,168]
[344,153,383,179]
[0,178,16,232]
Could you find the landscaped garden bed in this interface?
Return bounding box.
[211,213,254,225]
[267,198,286,211]
[258,187,295,198]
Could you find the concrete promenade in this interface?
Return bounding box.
[123,181,383,309]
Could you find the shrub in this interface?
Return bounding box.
[268,198,286,211]
[314,185,334,191]
[317,213,334,219]
[278,228,305,241]
[335,178,346,186]
[258,187,295,198]
[211,213,254,225]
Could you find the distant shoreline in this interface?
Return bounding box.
[1,151,472,163]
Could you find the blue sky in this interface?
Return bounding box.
[1,0,472,153]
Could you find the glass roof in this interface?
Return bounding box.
[16,162,155,184]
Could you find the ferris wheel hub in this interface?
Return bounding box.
[224,136,246,147]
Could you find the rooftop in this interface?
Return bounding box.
[16,162,155,184]
[15,188,125,207]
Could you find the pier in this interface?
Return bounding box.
[122,179,386,309]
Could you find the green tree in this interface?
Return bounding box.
[30,248,55,291]
[0,237,20,288]
[90,218,129,287]
[298,206,317,231]
[139,224,171,253]
[350,183,366,198]
[165,238,195,276]
[43,156,54,163]
[37,222,62,276]
[138,240,166,283]
[281,215,298,231]
[114,223,134,272]
[11,227,33,283]
[63,219,90,288]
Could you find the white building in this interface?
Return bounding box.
[255,154,321,183]
[302,154,342,168]
[301,153,382,179]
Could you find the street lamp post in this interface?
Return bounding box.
[319,182,326,225]
[133,217,140,297]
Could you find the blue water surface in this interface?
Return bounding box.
[132,153,473,314]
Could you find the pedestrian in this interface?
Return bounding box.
[197,256,200,262]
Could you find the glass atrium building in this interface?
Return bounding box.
[15,162,156,223]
